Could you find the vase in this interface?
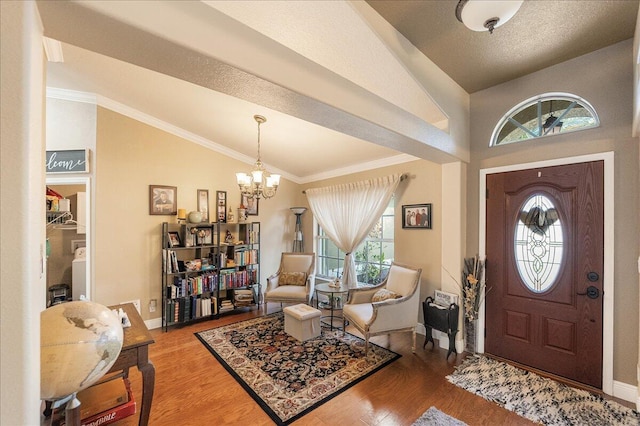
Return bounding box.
[464,318,478,354]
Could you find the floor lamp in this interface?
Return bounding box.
[290,207,307,252]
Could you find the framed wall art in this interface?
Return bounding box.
[149,185,177,215]
[241,194,259,216]
[216,190,227,223]
[402,203,432,229]
[197,189,209,222]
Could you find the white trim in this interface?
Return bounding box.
[612,380,638,404]
[479,151,615,395]
[145,317,163,330]
[43,37,64,63]
[45,88,420,185]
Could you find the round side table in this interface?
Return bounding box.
[315,282,350,331]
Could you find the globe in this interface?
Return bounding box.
[41,301,124,400]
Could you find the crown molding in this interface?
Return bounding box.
[43,37,64,63]
[299,153,419,184]
[45,87,418,185]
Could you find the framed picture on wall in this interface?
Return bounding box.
[197,189,209,222]
[149,185,177,215]
[241,194,259,216]
[216,191,227,223]
[402,203,432,229]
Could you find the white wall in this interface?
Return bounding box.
[0,1,46,424]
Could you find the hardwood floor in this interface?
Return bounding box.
[107,304,539,426]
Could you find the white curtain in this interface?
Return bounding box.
[305,173,403,288]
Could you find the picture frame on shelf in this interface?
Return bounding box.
[242,194,259,216]
[402,203,432,229]
[167,231,181,247]
[197,189,209,222]
[150,185,177,215]
[216,191,227,223]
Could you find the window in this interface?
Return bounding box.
[514,193,564,293]
[316,199,394,285]
[490,93,599,147]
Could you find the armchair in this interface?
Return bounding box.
[342,262,422,355]
[264,252,316,308]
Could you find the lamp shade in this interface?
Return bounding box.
[290,207,307,215]
[457,0,523,32]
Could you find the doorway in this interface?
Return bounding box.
[46,176,91,303]
[478,152,614,393]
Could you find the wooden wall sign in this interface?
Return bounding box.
[46,149,89,174]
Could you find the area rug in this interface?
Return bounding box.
[412,407,468,426]
[195,312,401,425]
[447,355,640,425]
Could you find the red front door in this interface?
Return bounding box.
[485,161,604,388]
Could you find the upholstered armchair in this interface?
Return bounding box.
[342,262,422,355]
[265,252,316,308]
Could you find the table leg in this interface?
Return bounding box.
[137,350,156,426]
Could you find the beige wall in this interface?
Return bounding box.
[0,1,46,424]
[94,108,302,320]
[467,39,639,386]
[303,160,443,317]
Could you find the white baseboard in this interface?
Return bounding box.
[612,380,638,404]
[415,323,465,354]
[145,317,162,330]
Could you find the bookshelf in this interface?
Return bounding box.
[218,222,261,314]
[161,221,261,330]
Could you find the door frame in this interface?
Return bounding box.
[478,151,614,394]
[46,176,92,302]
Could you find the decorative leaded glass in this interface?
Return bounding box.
[491,93,599,146]
[514,194,564,293]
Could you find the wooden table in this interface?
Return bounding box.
[44,303,155,426]
[109,303,155,426]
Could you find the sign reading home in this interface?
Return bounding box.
[46,149,89,174]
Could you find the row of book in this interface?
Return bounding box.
[165,296,218,324]
[219,269,256,290]
[167,272,217,298]
[162,249,179,273]
[233,249,258,266]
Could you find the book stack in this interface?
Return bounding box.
[56,377,136,426]
[234,289,254,307]
[219,299,234,313]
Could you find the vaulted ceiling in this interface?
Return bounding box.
[38,1,638,183]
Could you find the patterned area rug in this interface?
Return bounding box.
[447,355,640,425]
[412,407,468,426]
[195,312,401,425]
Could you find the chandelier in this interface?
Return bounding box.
[236,115,281,200]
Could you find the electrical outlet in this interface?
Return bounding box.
[149,299,157,313]
[121,299,141,313]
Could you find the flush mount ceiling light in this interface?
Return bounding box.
[455,0,524,34]
[236,115,281,200]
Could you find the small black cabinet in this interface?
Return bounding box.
[422,296,459,359]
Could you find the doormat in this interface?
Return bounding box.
[412,407,468,426]
[195,312,400,425]
[447,355,640,425]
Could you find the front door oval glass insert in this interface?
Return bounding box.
[514,194,564,293]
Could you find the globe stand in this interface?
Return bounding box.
[290,207,307,252]
[43,393,81,426]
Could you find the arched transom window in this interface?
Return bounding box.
[490,93,599,147]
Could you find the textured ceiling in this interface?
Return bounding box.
[367,0,639,93]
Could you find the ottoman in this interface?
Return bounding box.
[283,304,321,341]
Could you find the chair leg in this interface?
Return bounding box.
[411,330,416,353]
[364,335,369,356]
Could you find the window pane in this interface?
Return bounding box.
[316,199,394,285]
[491,93,599,147]
[514,194,564,293]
